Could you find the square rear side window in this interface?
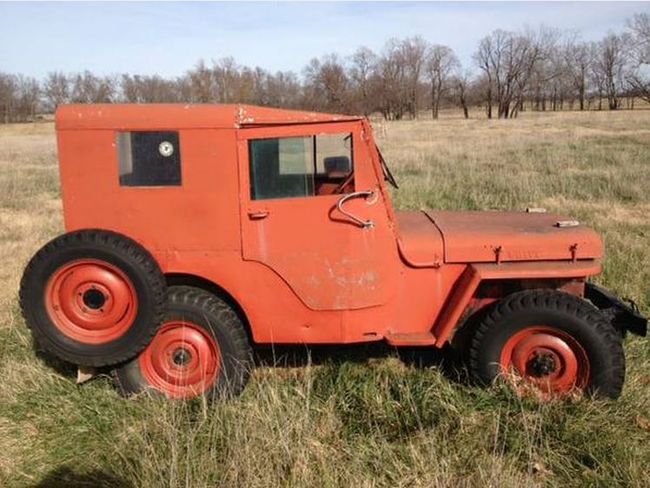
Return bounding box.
[117,131,181,186]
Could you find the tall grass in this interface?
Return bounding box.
[0,111,648,487]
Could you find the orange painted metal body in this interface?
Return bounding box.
[55,104,604,348]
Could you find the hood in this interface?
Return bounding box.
[426,210,603,263]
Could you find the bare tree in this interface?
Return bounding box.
[546,44,574,111]
[175,75,193,103]
[264,70,301,108]
[234,66,257,104]
[626,13,650,103]
[15,75,40,119]
[188,60,216,103]
[475,28,557,118]
[426,44,459,119]
[371,38,454,120]
[474,35,496,118]
[120,74,181,103]
[348,46,377,115]
[593,33,630,110]
[120,74,139,102]
[0,73,42,122]
[0,73,17,123]
[70,71,116,103]
[563,37,593,110]
[303,54,349,113]
[376,39,410,120]
[628,12,650,62]
[43,72,70,111]
[213,57,239,103]
[397,37,428,118]
[450,72,472,119]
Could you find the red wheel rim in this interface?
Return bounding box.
[500,326,590,396]
[139,321,221,399]
[45,259,138,344]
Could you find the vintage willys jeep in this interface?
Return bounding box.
[20,104,646,400]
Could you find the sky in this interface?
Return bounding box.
[0,1,648,79]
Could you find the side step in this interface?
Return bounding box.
[385,331,437,347]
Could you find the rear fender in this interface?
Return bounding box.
[585,282,647,337]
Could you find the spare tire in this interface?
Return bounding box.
[20,229,166,367]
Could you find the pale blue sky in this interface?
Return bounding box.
[0,2,647,78]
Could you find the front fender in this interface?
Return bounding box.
[432,260,603,346]
[586,283,647,337]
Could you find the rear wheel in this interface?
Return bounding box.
[112,286,253,400]
[20,230,166,367]
[469,290,625,398]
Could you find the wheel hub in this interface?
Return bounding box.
[82,288,106,310]
[529,352,557,377]
[172,347,192,367]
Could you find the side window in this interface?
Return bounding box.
[117,131,181,186]
[249,133,353,200]
[249,137,314,200]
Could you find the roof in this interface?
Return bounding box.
[55,104,363,130]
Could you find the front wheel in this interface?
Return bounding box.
[469,290,625,398]
[112,286,253,401]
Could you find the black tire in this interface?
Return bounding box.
[112,286,253,401]
[469,290,625,398]
[19,229,166,367]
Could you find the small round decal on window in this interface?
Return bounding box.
[158,141,174,157]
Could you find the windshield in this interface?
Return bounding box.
[376,145,399,189]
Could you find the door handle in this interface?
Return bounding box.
[248,210,269,220]
[336,191,375,228]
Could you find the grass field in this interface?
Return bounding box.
[0,110,649,487]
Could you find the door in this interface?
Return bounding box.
[237,122,396,311]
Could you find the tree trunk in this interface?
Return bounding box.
[551,88,557,111]
[579,85,585,111]
[485,85,492,119]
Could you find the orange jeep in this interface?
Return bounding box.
[20,104,646,400]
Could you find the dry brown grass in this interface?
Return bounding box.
[0,110,648,487]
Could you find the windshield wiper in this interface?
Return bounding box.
[376,146,399,189]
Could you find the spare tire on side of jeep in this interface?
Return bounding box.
[20,229,166,367]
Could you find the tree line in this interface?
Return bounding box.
[1,12,649,123]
